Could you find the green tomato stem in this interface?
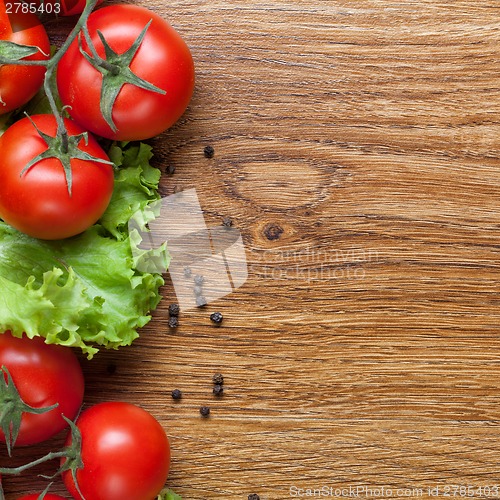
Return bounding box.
[0,450,67,475]
[36,482,54,500]
[0,58,49,66]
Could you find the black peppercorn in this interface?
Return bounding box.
[194,274,204,286]
[203,145,215,158]
[168,303,180,317]
[222,216,233,227]
[171,389,182,400]
[168,316,179,328]
[248,495,260,500]
[213,384,223,397]
[210,312,223,325]
[200,405,210,417]
[183,266,192,278]
[212,373,224,385]
[165,164,176,175]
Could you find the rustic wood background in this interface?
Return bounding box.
[3,1,500,498]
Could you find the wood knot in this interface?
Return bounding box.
[263,223,284,241]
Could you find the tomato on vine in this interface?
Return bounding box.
[0,331,84,452]
[0,8,50,114]
[57,4,195,140]
[62,402,170,500]
[0,114,114,240]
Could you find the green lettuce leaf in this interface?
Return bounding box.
[0,142,169,358]
[157,489,182,500]
[101,142,161,238]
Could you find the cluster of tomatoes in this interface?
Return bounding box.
[0,0,194,240]
[0,0,195,497]
[0,332,172,499]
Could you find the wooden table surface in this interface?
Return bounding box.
[4,1,500,499]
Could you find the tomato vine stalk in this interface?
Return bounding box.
[1,0,100,152]
[0,415,86,500]
[44,0,101,152]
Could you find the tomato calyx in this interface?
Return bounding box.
[78,20,166,132]
[31,481,55,500]
[20,114,113,196]
[0,366,58,457]
[54,417,85,500]
[0,416,86,500]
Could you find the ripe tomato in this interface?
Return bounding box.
[0,331,84,448]
[57,4,195,141]
[62,402,170,500]
[0,114,114,240]
[32,0,103,16]
[0,9,50,114]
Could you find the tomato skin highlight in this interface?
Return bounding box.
[0,114,114,240]
[0,331,84,447]
[57,4,195,141]
[0,11,50,114]
[62,402,171,500]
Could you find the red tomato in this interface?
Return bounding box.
[0,9,50,114]
[31,0,104,16]
[57,4,195,141]
[0,331,84,448]
[0,114,114,240]
[62,402,170,500]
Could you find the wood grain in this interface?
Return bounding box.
[2,1,500,498]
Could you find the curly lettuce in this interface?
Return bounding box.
[157,489,182,500]
[0,142,169,358]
